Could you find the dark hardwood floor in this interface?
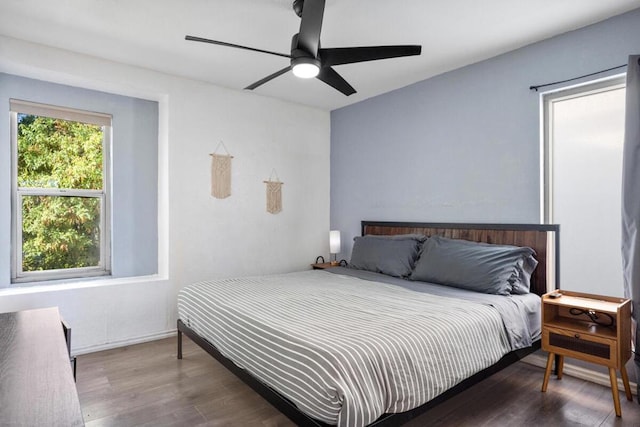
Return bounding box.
[76,337,640,426]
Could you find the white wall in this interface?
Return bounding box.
[0,36,330,354]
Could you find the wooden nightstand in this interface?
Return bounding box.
[541,290,632,417]
[311,262,334,270]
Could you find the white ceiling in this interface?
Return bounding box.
[1,0,640,111]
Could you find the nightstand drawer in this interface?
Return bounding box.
[542,326,616,366]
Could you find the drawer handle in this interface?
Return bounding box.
[574,333,580,339]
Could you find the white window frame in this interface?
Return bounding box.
[541,75,626,223]
[10,99,112,283]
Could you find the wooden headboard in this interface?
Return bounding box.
[361,221,560,297]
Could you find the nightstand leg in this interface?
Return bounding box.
[620,365,632,401]
[557,355,564,379]
[609,367,622,417]
[542,352,554,392]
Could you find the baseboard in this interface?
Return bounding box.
[523,353,638,396]
[72,328,177,356]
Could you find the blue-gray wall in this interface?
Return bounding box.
[331,8,640,259]
[0,73,158,284]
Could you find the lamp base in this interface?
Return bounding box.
[330,260,340,266]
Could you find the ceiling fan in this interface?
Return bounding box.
[185,0,422,96]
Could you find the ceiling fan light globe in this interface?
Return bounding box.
[292,62,320,79]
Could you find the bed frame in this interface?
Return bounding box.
[177,221,560,426]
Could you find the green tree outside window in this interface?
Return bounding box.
[17,114,104,271]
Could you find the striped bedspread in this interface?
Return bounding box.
[178,270,512,427]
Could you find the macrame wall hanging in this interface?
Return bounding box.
[263,169,284,214]
[210,141,233,199]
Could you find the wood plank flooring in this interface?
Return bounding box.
[76,336,640,426]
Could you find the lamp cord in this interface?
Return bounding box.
[568,307,615,328]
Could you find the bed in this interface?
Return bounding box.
[177,221,559,426]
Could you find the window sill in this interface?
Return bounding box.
[0,274,166,295]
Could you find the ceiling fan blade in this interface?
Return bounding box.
[186,35,291,59]
[245,66,292,90]
[316,67,356,96]
[320,45,421,66]
[296,0,325,56]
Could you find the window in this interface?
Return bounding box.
[543,77,626,296]
[10,100,111,282]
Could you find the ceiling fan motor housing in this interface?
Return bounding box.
[290,33,318,62]
[291,34,320,77]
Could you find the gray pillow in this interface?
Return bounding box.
[349,234,426,278]
[410,236,538,295]
[510,253,539,295]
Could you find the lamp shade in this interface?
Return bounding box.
[329,230,341,254]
